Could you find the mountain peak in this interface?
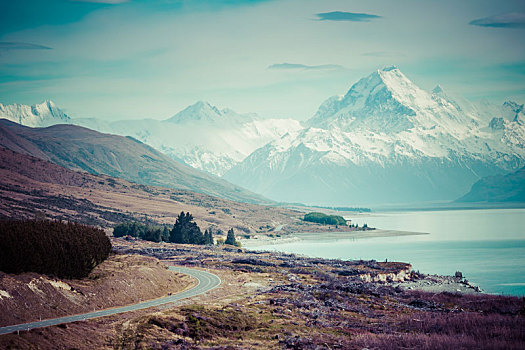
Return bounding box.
[503,100,524,113]
[307,66,418,129]
[432,85,444,94]
[165,101,263,126]
[376,65,412,85]
[193,100,215,109]
[166,101,223,123]
[0,100,70,127]
[380,65,398,72]
[33,100,62,115]
[307,66,478,134]
[189,100,221,114]
[342,66,413,96]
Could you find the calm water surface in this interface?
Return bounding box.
[253,209,525,296]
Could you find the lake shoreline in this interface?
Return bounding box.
[241,208,525,296]
[240,229,484,295]
[239,228,428,248]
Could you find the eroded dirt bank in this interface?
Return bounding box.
[0,254,193,327]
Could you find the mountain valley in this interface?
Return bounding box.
[1,67,523,206]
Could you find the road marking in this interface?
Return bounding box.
[0,266,221,335]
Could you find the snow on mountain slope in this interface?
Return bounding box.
[0,100,70,127]
[72,101,302,176]
[224,67,525,205]
[307,66,482,137]
[165,100,258,125]
[1,99,301,176]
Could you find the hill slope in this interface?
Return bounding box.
[0,119,268,204]
[456,167,525,202]
[0,100,302,176]
[0,147,335,235]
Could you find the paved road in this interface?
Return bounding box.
[0,266,221,335]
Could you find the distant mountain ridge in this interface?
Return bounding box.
[165,100,259,124]
[3,67,524,205]
[0,99,302,176]
[0,100,71,127]
[224,67,525,205]
[70,101,302,176]
[456,167,525,203]
[0,119,270,204]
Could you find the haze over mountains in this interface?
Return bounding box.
[1,66,524,206]
[225,67,525,205]
[0,100,302,176]
[72,101,302,176]
[457,167,525,203]
[0,120,267,204]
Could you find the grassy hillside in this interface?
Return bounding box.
[0,119,269,204]
[0,147,322,235]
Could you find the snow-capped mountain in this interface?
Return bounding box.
[224,67,525,205]
[307,66,484,135]
[0,99,301,176]
[165,100,259,125]
[0,100,71,127]
[73,101,302,176]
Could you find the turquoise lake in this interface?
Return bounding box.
[252,209,525,296]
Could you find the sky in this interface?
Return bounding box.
[0,0,524,121]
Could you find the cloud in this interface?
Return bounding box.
[268,63,343,70]
[69,0,130,4]
[469,12,525,28]
[0,42,52,50]
[316,11,381,22]
[362,51,404,57]
[497,61,525,75]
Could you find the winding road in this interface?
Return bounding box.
[0,266,221,336]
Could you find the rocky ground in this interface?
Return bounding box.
[2,238,522,349]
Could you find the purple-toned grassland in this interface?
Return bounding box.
[110,241,525,349]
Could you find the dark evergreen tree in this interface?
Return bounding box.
[144,227,162,242]
[161,226,171,242]
[204,229,214,245]
[169,211,204,244]
[225,228,236,246]
[113,222,170,243]
[170,211,188,243]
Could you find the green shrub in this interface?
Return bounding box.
[303,212,347,226]
[0,219,111,278]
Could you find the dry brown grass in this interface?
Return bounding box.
[0,147,349,239]
[0,254,193,327]
[1,240,523,350]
